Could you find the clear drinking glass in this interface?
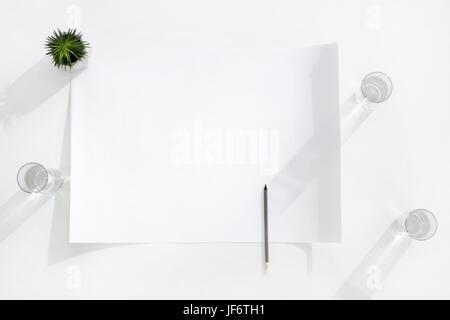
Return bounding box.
[341,72,393,144]
[17,162,64,194]
[405,209,438,241]
[360,72,393,104]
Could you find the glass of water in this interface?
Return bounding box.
[405,209,438,241]
[17,162,64,194]
[360,72,393,104]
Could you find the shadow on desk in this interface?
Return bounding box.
[0,57,84,127]
[0,191,52,242]
[0,58,77,243]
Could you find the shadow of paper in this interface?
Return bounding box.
[334,216,412,300]
[269,48,341,241]
[291,243,313,276]
[47,86,119,265]
[0,57,83,126]
[0,191,52,242]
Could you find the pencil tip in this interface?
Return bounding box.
[265,262,269,269]
[264,184,267,190]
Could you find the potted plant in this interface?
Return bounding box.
[45,29,90,70]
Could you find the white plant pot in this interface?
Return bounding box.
[69,47,91,74]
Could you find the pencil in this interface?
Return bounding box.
[264,184,269,268]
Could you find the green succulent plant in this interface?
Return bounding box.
[45,29,90,69]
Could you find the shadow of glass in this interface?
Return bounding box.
[334,216,413,300]
[47,88,121,265]
[0,191,52,242]
[340,92,377,145]
[0,57,84,126]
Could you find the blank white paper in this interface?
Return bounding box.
[70,43,341,243]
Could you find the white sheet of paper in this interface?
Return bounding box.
[70,43,341,243]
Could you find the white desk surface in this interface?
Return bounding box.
[0,0,449,299]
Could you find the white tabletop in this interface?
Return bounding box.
[0,0,449,299]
